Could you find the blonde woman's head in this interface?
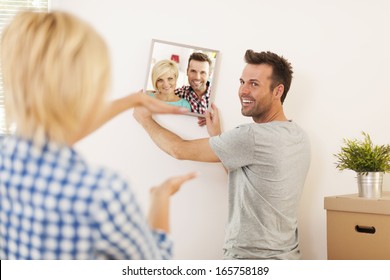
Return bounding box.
[1,11,110,143]
[151,59,178,92]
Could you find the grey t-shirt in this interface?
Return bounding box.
[209,121,310,259]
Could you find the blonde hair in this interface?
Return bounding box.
[151,59,178,92]
[1,11,110,143]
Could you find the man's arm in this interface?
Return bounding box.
[133,106,220,162]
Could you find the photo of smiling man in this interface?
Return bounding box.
[175,52,212,115]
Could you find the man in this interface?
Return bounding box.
[175,52,212,115]
[134,50,311,259]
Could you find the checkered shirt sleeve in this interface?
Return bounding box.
[175,82,211,114]
[0,136,172,259]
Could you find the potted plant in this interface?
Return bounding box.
[334,132,390,198]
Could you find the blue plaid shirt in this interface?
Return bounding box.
[0,136,172,259]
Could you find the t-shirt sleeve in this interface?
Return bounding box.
[90,173,173,260]
[209,124,255,171]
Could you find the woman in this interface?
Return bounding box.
[149,59,191,110]
[0,11,195,260]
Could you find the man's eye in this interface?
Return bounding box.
[239,80,244,85]
[251,82,258,86]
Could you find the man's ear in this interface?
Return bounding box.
[273,84,284,100]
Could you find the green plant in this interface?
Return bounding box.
[334,132,390,174]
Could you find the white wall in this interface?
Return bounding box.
[51,0,390,259]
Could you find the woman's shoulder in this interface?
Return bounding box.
[176,98,191,109]
[147,91,156,98]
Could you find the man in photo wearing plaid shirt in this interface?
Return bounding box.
[175,52,212,116]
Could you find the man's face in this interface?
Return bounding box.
[187,60,210,95]
[239,63,275,121]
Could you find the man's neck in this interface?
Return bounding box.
[253,107,288,123]
[193,89,206,98]
[192,82,209,99]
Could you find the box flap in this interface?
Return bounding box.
[324,192,390,215]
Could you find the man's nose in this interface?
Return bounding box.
[240,83,250,94]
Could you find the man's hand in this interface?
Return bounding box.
[205,103,222,137]
[197,117,206,127]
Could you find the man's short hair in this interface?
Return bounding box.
[188,52,212,67]
[244,50,293,104]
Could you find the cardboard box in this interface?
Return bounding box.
[324,192,390,259]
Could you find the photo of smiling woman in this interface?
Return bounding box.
[148,59,191,110]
